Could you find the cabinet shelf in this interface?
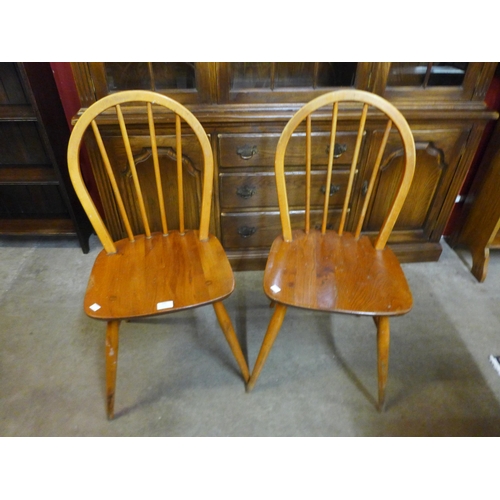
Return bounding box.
[0,165,58,184]
[0,104,36,121]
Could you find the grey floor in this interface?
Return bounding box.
[1,233,500,437]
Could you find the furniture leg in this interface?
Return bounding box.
[376,315,390,412]
[105,320,120,420]
[246,303,287,392]
[471,246,489,283]
[213,301,250,383]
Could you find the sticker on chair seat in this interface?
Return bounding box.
[270,284,281,293]
[157,300,174,310]
[89,303,101,311]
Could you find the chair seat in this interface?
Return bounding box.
[263,229,412,316]
[84,230,234,320]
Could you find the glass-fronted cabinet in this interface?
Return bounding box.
[383,62,495,100]
[217,62,363,103]
[78,62,495,105]
[84,62,216,104]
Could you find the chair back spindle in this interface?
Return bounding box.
[116,103,151,238]
[90,119,135,245]
[305,114,312,234]
[147,102,168,236]
[176,114,185,234]
[354,117,392,239]
[321,101,339,235]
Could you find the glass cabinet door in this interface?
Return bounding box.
[383,62,493,101]
[218,62,362,103]
[87,62,216,104]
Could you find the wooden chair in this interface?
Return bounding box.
[246,90,416,410]
[67,90,249,419]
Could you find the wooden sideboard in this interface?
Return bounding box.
[449,119,500,281]
[71,62,499,269]
[0,63,93,252]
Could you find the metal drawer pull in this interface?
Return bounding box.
[321,184,341,196]
[237,226,257,238]
[237,145,258,160]
[236,185,257,199]
[326,143,347,158]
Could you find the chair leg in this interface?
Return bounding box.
[246,303,287,392]
[376,315,390,412]
[105,320,120,420]
[213,301,250,383]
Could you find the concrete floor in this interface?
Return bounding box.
[1,233,500,436]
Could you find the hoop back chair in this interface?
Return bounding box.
[246,90,416,410]
[67,90,249,419]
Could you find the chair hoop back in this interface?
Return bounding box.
[274,89,416,249]
[67,90,214,254]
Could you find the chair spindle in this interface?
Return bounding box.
[91,119,135,242]
[147,103,168,235]
[305,114,312,233]
[354,118,393,239]
[116,104,151,238]
[338,103,368,235]
[322,102,339,234]
[176,114,185,234]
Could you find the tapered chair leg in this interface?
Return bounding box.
[246,303,287,392]
[376,315,390,412]
[213,301,250,383]
[105,320,120,420]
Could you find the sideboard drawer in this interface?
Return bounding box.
[221,210,342,249]
[218,132,359,167]
[220,169,350,209]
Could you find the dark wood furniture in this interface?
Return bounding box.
[0,63,92,251]
[449,119,500,282]
[245,90,416,410]
[71,62,499,268]
[67,90,249,419]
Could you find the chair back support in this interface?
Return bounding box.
[67,90,214,254]
[275,90,416,250]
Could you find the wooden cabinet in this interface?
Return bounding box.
[448,119,500,281]
[0,63,92,251]
[71,62,499,268]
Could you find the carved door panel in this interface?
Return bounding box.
[85,131,204,240]
[358,126,470,243]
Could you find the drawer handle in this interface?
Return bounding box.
[321,184,341,196]
[326,143,347,158]
[237,145,258,160]
[362,180,369,196]
[236,185,257,199]
[237,226,257,238]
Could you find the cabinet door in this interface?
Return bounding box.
[382,62,496,101]
[217,62,369,103]
[83,63,217,104]
[359,125,471,249]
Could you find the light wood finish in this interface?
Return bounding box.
[68,90,249,419]
[248,90,416,410]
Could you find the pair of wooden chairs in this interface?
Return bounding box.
[67,90,415,419]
